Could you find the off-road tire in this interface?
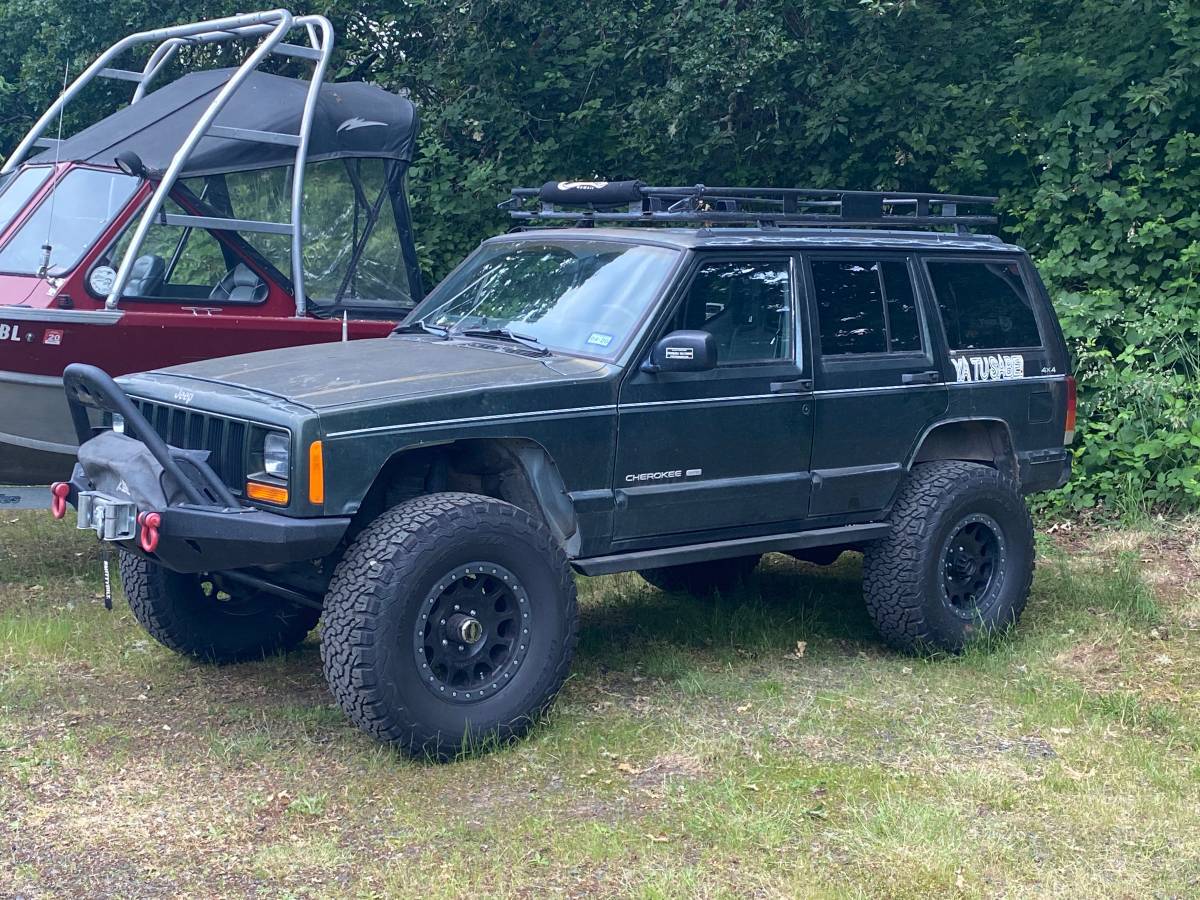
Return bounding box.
[862,461,1034,653]
[118,552,320,664]
[639,555,762,596]
[320,492,578,759]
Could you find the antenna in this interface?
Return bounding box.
[37,60,70,280]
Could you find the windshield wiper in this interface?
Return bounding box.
[458,328,550,355]
[394,320,449,340]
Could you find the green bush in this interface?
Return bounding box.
[1,0,1197,512]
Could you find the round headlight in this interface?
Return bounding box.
[263,432,290,479]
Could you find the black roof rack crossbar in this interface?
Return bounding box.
[500,183,998,231]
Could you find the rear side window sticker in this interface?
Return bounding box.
[952,353,1025,382]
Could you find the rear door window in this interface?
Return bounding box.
[810,258,924,356]
[926,259,1042,350]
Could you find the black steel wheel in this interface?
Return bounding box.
[862,461,1034,653]
[939,514,1006,616]
[321,493,578,759]
[415,563,531,703]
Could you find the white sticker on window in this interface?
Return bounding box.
[951,354,1026,383]
[586,332,613,348]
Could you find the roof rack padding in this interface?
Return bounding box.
[539,180,644,207]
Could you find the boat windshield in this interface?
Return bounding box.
[407,239,680,360]
[96,159,418,308]
[0,168,139,276]
[182,159,417,309]
[0,167,53,235]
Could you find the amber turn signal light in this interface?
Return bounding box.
[308,440,325,505]
[246,480,289,505]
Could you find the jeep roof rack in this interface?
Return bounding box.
[501,181,998,233]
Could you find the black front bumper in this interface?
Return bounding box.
[59,364,349,574]
[62,469,350,573]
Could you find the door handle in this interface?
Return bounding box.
[901,370,941,385]
[770,378,813,394]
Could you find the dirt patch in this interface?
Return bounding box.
[628,752,708,792]
[1054,640,1122,679]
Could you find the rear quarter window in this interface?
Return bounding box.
[926,259,1043,351]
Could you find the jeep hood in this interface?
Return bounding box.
[139,336,611,409]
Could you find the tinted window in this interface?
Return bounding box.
[812,259,924,355]
[928,260,1042,350]
[882,261,921,351]
[677,260,792,364]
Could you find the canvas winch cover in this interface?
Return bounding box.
[33,68,419,177]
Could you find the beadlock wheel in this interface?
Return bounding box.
[938,513,1007,618]
[320,492,578,759]
[415,562,532,703]
[862,460,1034,653]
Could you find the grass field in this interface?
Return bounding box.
[2,512,1198,898]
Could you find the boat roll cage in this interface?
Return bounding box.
[502,181,999,232]
[1,9,334,316]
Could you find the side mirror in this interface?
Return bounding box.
[641,330,717,374]
[114,151,148,179]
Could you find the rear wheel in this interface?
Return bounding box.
[862,461,1034,653]
[639,555,762,596]
[320,493,578,759]
[118,552,320,664]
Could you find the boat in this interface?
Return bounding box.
[0,10,424,484]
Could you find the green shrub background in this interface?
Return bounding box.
[1,0,1196,512]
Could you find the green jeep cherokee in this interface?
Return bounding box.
[55,183,1075,758]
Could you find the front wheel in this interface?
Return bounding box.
[862,461,1034,653]
[119,552,320,664]
[320,493,578,759]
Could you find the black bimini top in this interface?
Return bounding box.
[33,68,418,177]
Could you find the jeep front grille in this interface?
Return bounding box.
[131,399,247,495]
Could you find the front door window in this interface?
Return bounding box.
[679,260,793,364]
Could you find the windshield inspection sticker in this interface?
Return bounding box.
[952,354,1025,383]
[587,332,613,348]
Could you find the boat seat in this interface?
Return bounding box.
[210,263,268,303]
[125,254,166,298]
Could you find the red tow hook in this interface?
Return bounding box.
[50,482,70,519]
[137,512,162,554]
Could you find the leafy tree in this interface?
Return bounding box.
[0,0,1195,511]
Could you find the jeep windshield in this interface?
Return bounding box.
[405,238,679,360]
